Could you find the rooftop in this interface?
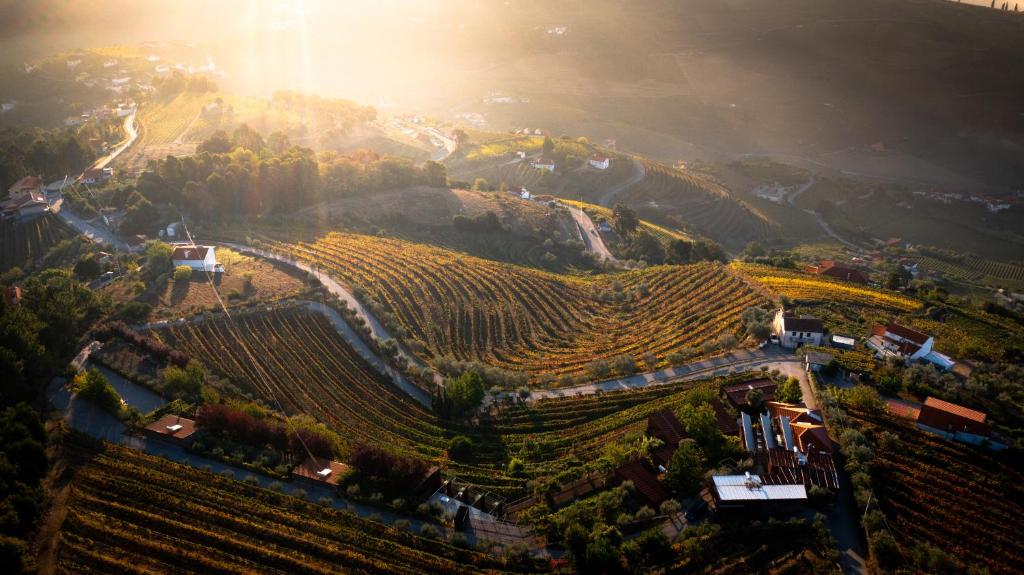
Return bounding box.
[712,474,807,502]
[171,245,211,261]
[921,397,986,424]
[144,414,196,441]
[291,456,349,485]
[886,323,930,346]
[781,315,823,333]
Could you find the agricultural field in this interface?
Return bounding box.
[282,232,766,379]
[0,214,78,272]
[910,253,1024,291]
[847,407,1024,575]
[113,247,309,320]
[53,436,524,575]
[621,162,780,250]
[149,305,756,495]
[116,91,209,173]
[733,263,921,312]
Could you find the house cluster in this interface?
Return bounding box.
[2,176,49,220]
[79,167,114,186]
[704,379,839,516]
[505,187,559,208]
[64,101,135,127]
[910,189,1015,213]
[866,323,954,370]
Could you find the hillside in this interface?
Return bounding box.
[271,232,765,380]
[0,214,79,273]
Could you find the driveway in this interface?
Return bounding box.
[568,205,616,262]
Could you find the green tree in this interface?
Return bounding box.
[846,385,885,412]
[447,435,473,459]
[666,439,705,495]
[73,368,122,414]
[73,255,102,280]
[666,239,692,264]
[145,241,174,279]
[173,265,192,282]
[542,136,554,158]
[611,204,639,237]
[777,376,803,404]
[162,360,206,399]
[422,160,447,187]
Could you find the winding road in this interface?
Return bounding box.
[568,205,616,262]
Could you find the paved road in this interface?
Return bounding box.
[786,176,816,206]
[568,205,616,262]
[92,111,138,171]
[51,197,129,250]
[514,347,806,402]
[598,157,646,207]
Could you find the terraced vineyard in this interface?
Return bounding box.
[150,305,745,494]
[560,199,693,244]
[137,92,209,145]
[848,408,1024,575]
[283,233,766,378]
[622,162,779,248]
[55,437,522,575]
[0,214,77,272]
[911,253,1024,289]
[733,263,921,312]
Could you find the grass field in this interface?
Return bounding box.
[54,436,524,575]
[0,214,78,272]
[281,232,765,379]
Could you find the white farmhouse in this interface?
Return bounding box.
[588,154,611,170]
[772,309,824,349]
[531,158,555,172]
[171,244,221,272]
[866,323,954,370]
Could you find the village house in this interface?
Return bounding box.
[2,176,49,220]
[765,402,832,456]
[916,397,1005,450]
[723,378,776,410]
[143,414,197,446]
[171,244,222,272]
[80,167,114,185]
[772,309,824,349]
[805,260,869,284]
[760,448,839,491]
[291,456,349,487]
[804,350,834,373]
[588,154,611,170]
[866,323,954,370]
[531,157,556,172]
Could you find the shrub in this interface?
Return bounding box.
[173,265,192,282]
[447,435,473,459]
[72,368,122,414]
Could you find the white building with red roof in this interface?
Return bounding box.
[866,323,954,370]
[171,244,220,272]
[588,154,610,170]
[2,176,48,220]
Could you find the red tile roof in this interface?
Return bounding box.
[144,414,196,441]
[762,448,839,491]
[291,456,349,486]
[8,175,43,196]
[921,397,986,423]
[171,245,210,261]
[723,378,776,408]
[615,460,671,505]
[816,261,869,284]
[647,409,687,446]
[780,316,823,333]
[792,423,832,454]
[885,323,930,346]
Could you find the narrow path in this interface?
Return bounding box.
[786,175,816,206]
[598,157,645,207]
[568,205,616,262]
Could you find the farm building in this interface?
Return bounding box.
[866,323,954,370]
[143,414,197,445]
[706,473,807,515]
[531,157,555,172]
[766,401,832,455]
[80,167,113,185]
[916,397,1005,449]
[723,379,776,409]
[760,448,839,492]
[647,409,687,447]
[588,154,611,170]
[804,351,834,372]
[171,244,221,272]
[805,260,869,284]
[291,456,349,486]
[614,459,671,506]
[772,309,824,349]
[8,175,44,196]
[830,334,856,350]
